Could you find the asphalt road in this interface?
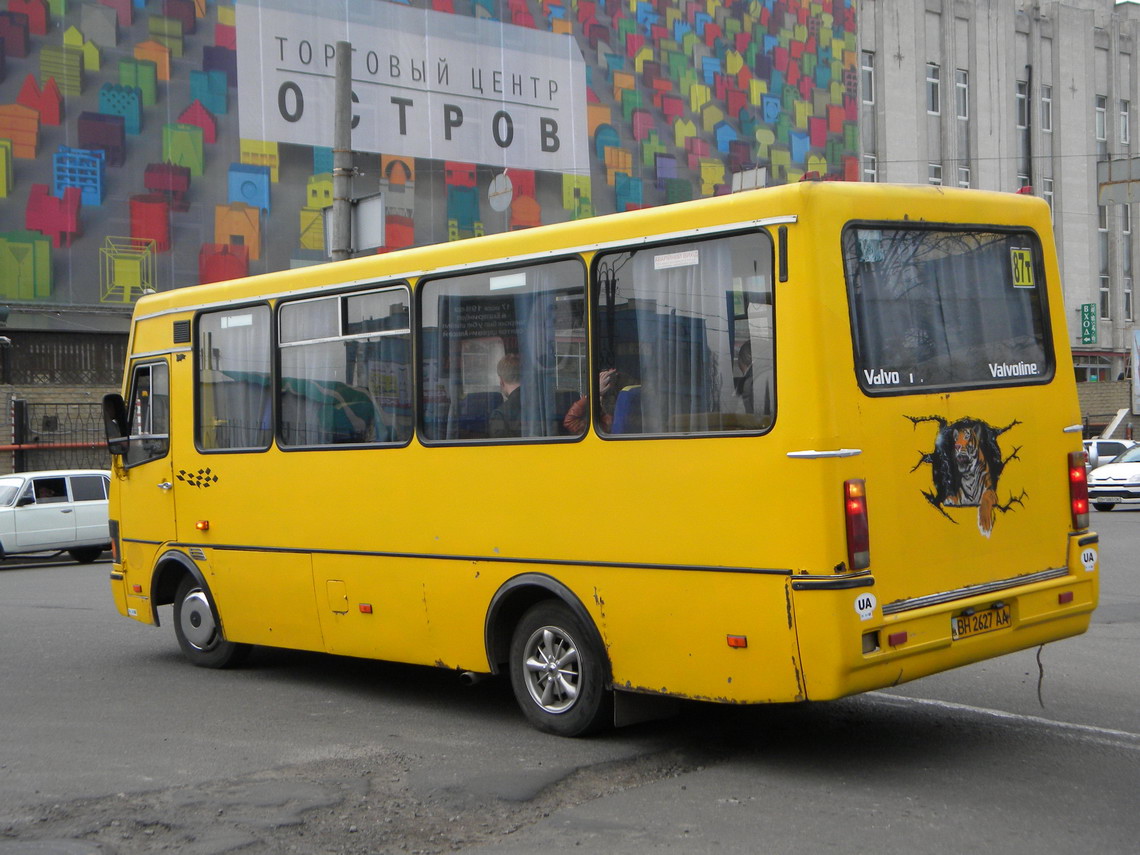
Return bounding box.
[1,510,1137,854]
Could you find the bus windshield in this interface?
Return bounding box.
[843,226,1052,393]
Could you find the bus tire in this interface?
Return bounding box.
[172,576,250,669]
[508,600,611,737]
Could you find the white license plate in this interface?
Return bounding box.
[1095,496,1121,504]
[951,605,1011,640]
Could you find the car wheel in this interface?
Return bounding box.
[68,547,103,564]
[1093,503,1116,512]
[172,576,250,668]
[509,600,611,737]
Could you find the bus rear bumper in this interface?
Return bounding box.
[792,542,1099,700]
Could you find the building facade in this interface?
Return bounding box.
[0,0,1136,472]
[860,0,1140,396]
[1,0,862,471]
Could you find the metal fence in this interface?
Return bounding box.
[6,401,111,472]
[0,333,125,386]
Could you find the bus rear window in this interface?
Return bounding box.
[843,226,1052,393]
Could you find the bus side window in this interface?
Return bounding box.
[278,288,413,448]
[419,259,587,442]
[198,306,272,451]
[595,233,774,436]
[124,362,170,467]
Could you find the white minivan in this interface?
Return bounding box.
[0,470,111,563]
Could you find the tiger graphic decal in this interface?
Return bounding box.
[906,415,1026,537]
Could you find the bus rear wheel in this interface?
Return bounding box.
[173,577,250,669]
[508,601,611,737]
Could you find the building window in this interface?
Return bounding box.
[1122,99,1131,145]
[861,51,875,105]
[1016,81,1032,178]
[955,69,969,120]
[926,63,941,115]
[863,154,878,182]
[1074,355,1111,383]
[958,166,971,188]
[1124,204,1133,264]
[1099,204,1110,278]
[928,163,943,185]
[1126,277,1134,322]
[1017,174,1031,191]
[1100,275,1111,320]
[1041,84,1053,132]
[1096,95,1108,159]
[1043,177,1055,219]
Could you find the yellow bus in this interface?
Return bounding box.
[102,182,1099,736]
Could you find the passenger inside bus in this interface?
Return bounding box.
[489,354,523,437]
[562,368,629,434]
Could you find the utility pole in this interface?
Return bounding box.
[331,40,353,261]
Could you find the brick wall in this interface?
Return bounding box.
[1077,380,1136,435]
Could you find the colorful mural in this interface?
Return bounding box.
[0,0,858,306]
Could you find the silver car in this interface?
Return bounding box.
[0,470,111,563]
[1083,438,1137,471]
[1088,446,1140,512]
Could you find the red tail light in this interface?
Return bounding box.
[1068,452,1089,530]
[844,479,870,571]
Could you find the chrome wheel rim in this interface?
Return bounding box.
[179,589,219,651]
[522,625,581,714]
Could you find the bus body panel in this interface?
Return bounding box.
[791,185,1084,599]
[112,350,177,624]
[106,183,1097,719]
[204,550,325,652]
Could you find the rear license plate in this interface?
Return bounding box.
[1097,496,1121,504]
[952,605,1011,640]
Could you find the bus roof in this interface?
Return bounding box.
[134,182,1050,317]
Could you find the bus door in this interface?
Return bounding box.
[118,360,176,583]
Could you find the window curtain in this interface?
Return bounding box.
[199,307,271,449]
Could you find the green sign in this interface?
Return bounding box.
[1080,303,1098,345]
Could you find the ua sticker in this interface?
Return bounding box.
[1081,547,1097,572]
[855,593,877,621]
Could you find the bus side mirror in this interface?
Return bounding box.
[102,393,130,456]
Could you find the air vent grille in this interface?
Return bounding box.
[172,320,191,344]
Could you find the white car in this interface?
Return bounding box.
[0,470,111,562]
[1088,446,1140,511]
[1083,438,1137,471]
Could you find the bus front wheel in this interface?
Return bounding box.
[172,577,250,669]
[508,601,611,737]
